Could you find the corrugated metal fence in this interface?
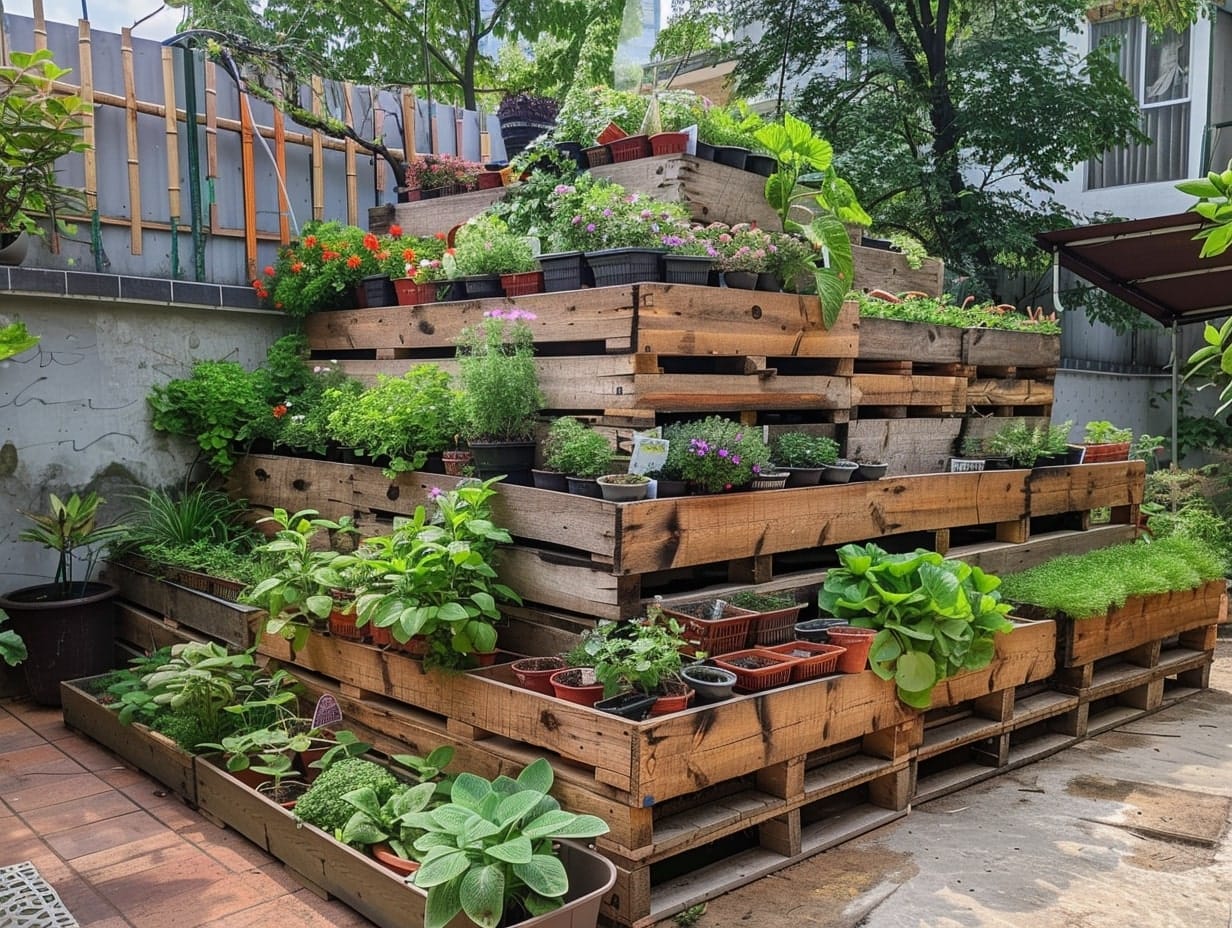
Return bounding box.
[1,6,506,287]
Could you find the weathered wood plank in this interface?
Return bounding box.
[845,418,962,477]
[1026,460,1145,517]
[928,619,1057,707]
[963,328,1060,369]
[849,243,945,297]
[593,154,781,228]
[62,677,198,804]
[636,291,859,359]
[370,187,507,237]
[953,523,1139,576]
[1056,580,1225,667]
[856,317,963,364]
[103,561,260,648]
[852,373,966,412]
[305,286,636,353]
[967,378,1055,408]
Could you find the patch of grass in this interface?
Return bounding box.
[674,903,706,927]
[1000,536,1225,619]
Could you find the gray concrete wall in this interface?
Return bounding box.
[0,286,286,594]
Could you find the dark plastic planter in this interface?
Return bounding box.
[712,145,749,169]
[745,153,778,176]
[594,691,657,720]
[663,255,715,285]
[539,251,591,292]
[585,248,665,287]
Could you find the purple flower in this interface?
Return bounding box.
[428,486,444,500]
[752,464,761,474]
[572,215,583,225]
[602,208,613,217]
[731,455,741,465]
[586,223,596,233]
[640,209,652,219]
[717,448,729,459]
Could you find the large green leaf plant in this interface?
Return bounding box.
[754,113,871,329]
[818,543,1016,708]
[410,758,609,928]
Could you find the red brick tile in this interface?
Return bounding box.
[142,796,201,833]
[78,917,134,928]
[6,701,72,739]
[20,789,141,836]
[288,887,379,925]
[45,809,169,861]
[72,833,194,883]
[0,742,83,786]
[94,847,233,913]
[4,771,113,811]
[55,733,133,772]
[0,714,45,754]
[95,766,148,790]
[179,824,274,871]
[47,874,127,926]
[197,893,373,928]
[124,866,294,928]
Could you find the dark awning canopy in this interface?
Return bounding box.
[1036,212,1232,327]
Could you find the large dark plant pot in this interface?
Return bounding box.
[712,145,749,170]
[744,153,778,177]
[539,251,591,293]
[585,248,665,287]
[0,582,118,706]
[0,230,30,266]
[468,440,537,486]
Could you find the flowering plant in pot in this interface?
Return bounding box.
[452,215,539,298]
[773,432,840,486]
[663,416,772,493]
[405,154,481,196]
[0,492,128,705]
[714,223,776,288]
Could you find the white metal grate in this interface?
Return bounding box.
[0,861,79,928]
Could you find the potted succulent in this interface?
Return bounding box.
[455,308,546,486]
[773,432,840,486]
[0,492,127,706]
[1081,420,1133,463]
[0,50,90,265]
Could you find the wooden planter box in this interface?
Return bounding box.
[60,675,198,804]
[1047,580,1226,668]
[258,627,915,807]
[236,457,1144,620]
[104,560,262,648]
[194,756,613,928]
[928,617,1057,707]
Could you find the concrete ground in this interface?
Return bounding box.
[661,642,1232,928]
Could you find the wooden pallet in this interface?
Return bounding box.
[857,317,1059,369]
[232,456,1144,619]
[306,285,860,362]
[102,561,261,648]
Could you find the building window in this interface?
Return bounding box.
[1087,18,1190,189]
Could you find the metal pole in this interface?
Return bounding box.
[181,47,206,281]
[1171,319,1180,468]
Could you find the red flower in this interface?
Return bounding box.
[434,232,447,241]
[322,249,340,260]
[445,247,456,256]
[363,233,380,251]
[304,235,318,247]
[272,404,288,419]
[402,248,417,262]
[263,265,275,277]
[376,250,389,261]
[251,279,262,290]
[389,224,403,237]
[346,255,362,269]
[291,261,304,273]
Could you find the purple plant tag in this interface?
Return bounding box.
[311,694,343,729]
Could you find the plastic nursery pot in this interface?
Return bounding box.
[648,681,695,716]
[566,476,603,498]
[782,466,824,488]
[531,469,568,492]
[793,617,847,643]
[821,460,860,484]
[855,461,889,481]
[824,626,877,673]
[681,664,738,704]
[594,691,657,720]
[596,475,650,501]
[511,656,567,695]
[549,668,606,707]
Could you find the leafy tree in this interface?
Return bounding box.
[721,0,1150,297]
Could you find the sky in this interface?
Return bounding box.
[11,0,184,40]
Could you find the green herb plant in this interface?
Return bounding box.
[410,758,610,928]
[773,432,839,468]
[241,508,358,650]
[295,757,401,835]
[853,292,1062,335]
[541,418,611,478]
[1082,420,1133,445]
[148,360,264,473]
[456,308,545,443]
[818,543,1016,708]
[352,478,522,669]
[580,615,689,697]
[452,215,537,276]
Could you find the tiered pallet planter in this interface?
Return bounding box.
[61,676,198,805]
[233,458,1145,620]
[1035,579,1227,737]
[307,285,860,428]
[103,560,261,648]
[910,617,1057,803]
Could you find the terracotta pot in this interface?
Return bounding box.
[549,668,605,707]
[512,656,567,695]
[327,608,365,642]
[443,449,472,477]
[648,681,694,716]
[825,626,877,673]
[372,843,420,876]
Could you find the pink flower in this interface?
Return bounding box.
[429,486,444,500]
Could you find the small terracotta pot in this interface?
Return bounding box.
[549,668,605,707]
[825,626,877,673]
[512,656,567,695]
[372,843,420,876]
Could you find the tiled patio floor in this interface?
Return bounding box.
[0,698,375,928]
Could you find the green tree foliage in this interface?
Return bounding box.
[721,0,1148,296]
[182,0,626,111]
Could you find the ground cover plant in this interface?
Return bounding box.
[853,292,1061,334]
[999,536,1225,619]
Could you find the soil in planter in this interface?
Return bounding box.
[725,655,774,670]
[259,780,308,806]
[552,668,595,687]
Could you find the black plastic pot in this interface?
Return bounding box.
[554,141,589,172]
[585,248,665,288]
[681,664,737,704]
[794,617,847,643]
[595,692,657,720]
[539,251,591,292]
[663,255,715,286]
[712,145,749,170]
[0,582,119,706]
[459,275,503,300]
[694,141,716,162]
[468,440,537,486]
[744,153,778,177]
